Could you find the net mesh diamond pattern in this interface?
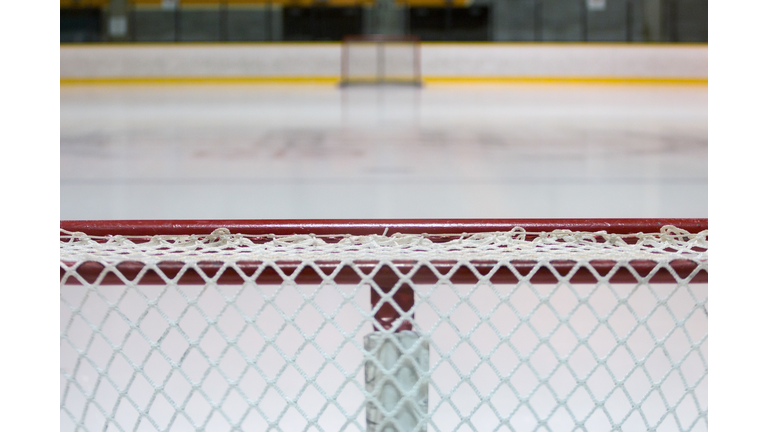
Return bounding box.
[60,226,707,432]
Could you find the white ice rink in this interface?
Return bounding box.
[60,83,707,220]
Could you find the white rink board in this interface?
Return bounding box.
[60,44,707,80]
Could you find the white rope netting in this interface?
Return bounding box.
[60,226,708,432]
[60,225,707,264]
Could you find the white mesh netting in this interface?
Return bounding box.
[61,226,708,432]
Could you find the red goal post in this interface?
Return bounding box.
[61,218,707,286]
[60,219,708,432]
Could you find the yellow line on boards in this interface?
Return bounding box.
[424,76,708,85]
[60,77,340,85]
[60,76,708,86]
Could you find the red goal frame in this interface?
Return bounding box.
[61,218,707,286]
[61,218,707,333]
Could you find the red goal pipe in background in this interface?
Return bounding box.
[340,35,421,86]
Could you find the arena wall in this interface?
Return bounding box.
[60,43,707,83]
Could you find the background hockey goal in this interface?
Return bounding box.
[60,219,707,432]
[341,35,422,86]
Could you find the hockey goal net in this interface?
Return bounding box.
[61,219,707,432]
[341,35,422,86]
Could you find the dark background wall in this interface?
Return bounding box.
[61,8,104,42]
[61,0,707,43]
